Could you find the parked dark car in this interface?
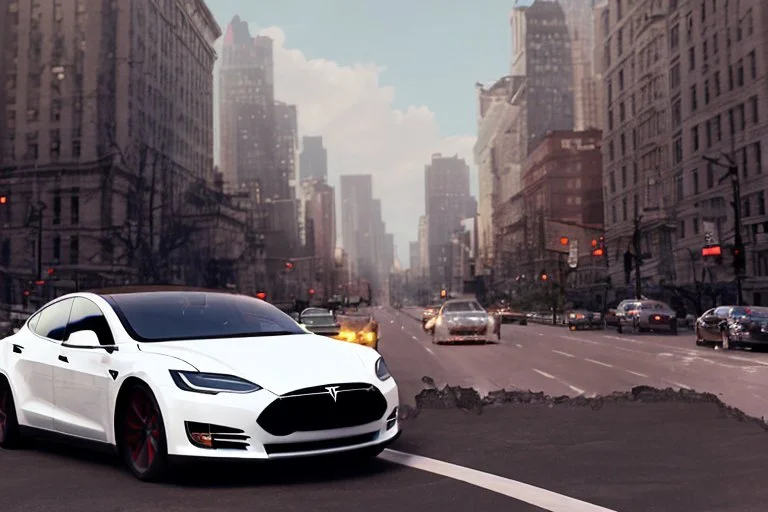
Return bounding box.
[696,305,768,350]
[567,310,603,330]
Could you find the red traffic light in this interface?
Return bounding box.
[440,289,447,298]
[285,261,294,270]
[0,195,7,204]
[591,239,598,247]
[255,292,267,300]
[559,236,569,246]
[35,280,45,286]
[308,288,316,295]
[47,267,55,276]
[23,290,30,297]
[541,273,548,281]
[592,248,605,257]
[702,245,722,257]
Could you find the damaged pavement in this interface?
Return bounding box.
[394,381,768,511]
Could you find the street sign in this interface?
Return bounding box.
[567,240,579,269]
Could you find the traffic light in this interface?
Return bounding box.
[733,244,746,273]
[47,267,55,277]
[22,290,29,308]
[309,288,316,296]
[440,289,447,299]
[559,236,569,246]
[256,292,267,300]
[592,237,606,257]
[702,245,722,257]
[285,261,294,270]
[540,269,548,281]
[0,195,7,204]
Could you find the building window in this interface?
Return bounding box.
[707,164,714,188]
[621,166,627,189]
[673,137,683,164]
[71,191,79,225]
[690,85,697,111]
[53,192,61,225]
[692,169,699,195]
[672,99,682,127]
[70,236,79,265]
[691,125,699,151]
[688,46,695,70]
[704,80,710,104]
[714,71,721,96]
[619,102,626,122]
[755,142,762,174]
[737,59,744,87]
[72,140,81,158]
[609,171,616,193]
[620,133,626,156]
[749,50,757,80]
[53,236,61,262]
[678,220,686,240]
[622,197,628,221]
[675,172,684,200]
[713,33,718,54]
[759,192,766,216]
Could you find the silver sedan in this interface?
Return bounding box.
[427,299,497,344]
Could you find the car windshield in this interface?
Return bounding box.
[302,315,336,327]
[105,292,306,342]
[443,300,484,313]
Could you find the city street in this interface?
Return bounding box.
[4,306,768,511]
[382,307,768,421]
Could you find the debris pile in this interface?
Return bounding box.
[403,378,768,430]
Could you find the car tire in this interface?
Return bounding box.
[118,383,169,482]
[0,377,22,450]
[695,328,705,345]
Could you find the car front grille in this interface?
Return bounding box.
[264,431,380,455]
[257,382,388,436]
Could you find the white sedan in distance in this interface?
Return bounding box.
[428,299,498,344]
[0,287,400,481]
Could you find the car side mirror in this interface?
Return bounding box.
[62,330,115,350]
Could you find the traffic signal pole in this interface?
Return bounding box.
[633,215,643,300]
[704,155,744,305]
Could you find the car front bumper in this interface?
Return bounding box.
[156,378,399,460]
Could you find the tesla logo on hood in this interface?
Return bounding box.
[325,386,340,402]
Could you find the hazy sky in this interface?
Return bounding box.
[208,0,516,264]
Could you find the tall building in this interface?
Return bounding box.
[340,174,376,285]
[303,179,336,300]
[424,154,472,289]
[599,0,676,293]
[561,0,602,130]
[0,0,221,304]
[219,17,276,195]
[409,241,421,274]
[299,136,328,182]
[670,0,768,305]
[510,0,575,153]
[417,214,429,278]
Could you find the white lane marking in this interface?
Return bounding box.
[390,320,395,324]
[516,343,523,348]
[533,369,556,379]
[380,449,616,512]
[602,335,643,345]
[424,347,436,356]
[560,335,602,346]
[585,358,613,368]
[552,349,575,358]
[569,385,586,394]
[411,335,419,341]
[537,333,545,336]
[626,370,649,378]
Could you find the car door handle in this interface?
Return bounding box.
[58,355,68,363]
[12,344,23,354]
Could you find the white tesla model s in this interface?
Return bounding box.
[0,288,400,481]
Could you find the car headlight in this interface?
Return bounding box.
[375,357,391,381]
[169,370,262,395]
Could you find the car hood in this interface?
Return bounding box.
[138,333,377,395]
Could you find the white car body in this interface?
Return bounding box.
[0,289,400,480]
[431,299,496,344]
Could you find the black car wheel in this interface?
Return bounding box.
[119,383,169,482]
[0,378,21,449]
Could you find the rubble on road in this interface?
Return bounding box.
[403,378,768,430]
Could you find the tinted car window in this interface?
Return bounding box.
[302,315,336,327]
[443,301,484,313]
[34,298,74,341]
[26,313,41,332]
[66,297,115,345]
[106,292,305,342]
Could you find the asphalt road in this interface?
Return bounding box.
[382,307,768,420]
[4,306,768,511]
